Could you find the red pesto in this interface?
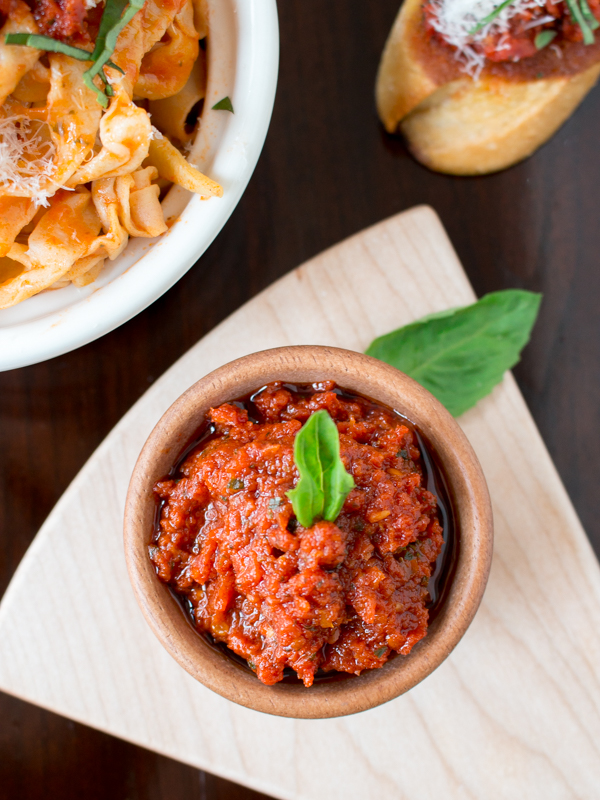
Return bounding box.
[150,382,444,687]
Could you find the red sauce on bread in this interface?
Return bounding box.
[415,3,600,81]
[150,382,451,687]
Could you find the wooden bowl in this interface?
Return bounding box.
[124,345,493,718]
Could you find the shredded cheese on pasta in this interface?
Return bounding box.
[0,114,56,206]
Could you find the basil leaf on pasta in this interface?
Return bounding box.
[83,0,145,103]
[366,290,541,417]
[5,33,123,69]
[7,24,126,109]
[5,33,92,60]
[287,410,355,528]
[91,0,130,60]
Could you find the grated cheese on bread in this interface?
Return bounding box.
[427,0,559,75]
[375,0,600,173]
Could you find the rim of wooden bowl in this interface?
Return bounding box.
[124,345,493,718]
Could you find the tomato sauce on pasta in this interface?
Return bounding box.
[25,0,91,41]
[0,0,222,308]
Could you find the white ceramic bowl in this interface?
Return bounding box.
[0,0,279,371]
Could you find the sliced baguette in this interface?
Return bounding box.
[376,0,444,129]
[376,0,600,174]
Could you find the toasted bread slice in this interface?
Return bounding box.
[376,0,444,129]
[376,0,600,174]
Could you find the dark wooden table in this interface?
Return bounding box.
[2,1,600,797]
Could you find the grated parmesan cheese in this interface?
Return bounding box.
[0,115,57,206]
[428,0,562,76]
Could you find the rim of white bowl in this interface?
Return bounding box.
[0,0,279,372]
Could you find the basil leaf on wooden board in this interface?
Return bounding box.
[287,409,355,528]
[366,290,542,417]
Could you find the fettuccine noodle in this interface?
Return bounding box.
[0,0,222,308]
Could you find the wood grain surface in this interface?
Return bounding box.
[2,1,600,798]
[1,207,600,800]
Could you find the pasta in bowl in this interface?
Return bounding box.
[0,0,278,369]
[0,0,223,305]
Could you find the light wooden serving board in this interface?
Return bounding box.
[2,207,600,799]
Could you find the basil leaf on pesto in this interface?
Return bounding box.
[366,290,541,417]
[287,409,355,528]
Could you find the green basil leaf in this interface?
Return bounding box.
[287,409,355,528]
[412,307,459,324]
[5,33,92,59]
[468,0,516,34]
[535,29,557,49]
[212,96,234,112]
[6,0,138,108]
[98,68,115,96]
[7,28,125,110]
[83,0,145,97]
[91,0,130,60]
[83,73,110,107]
[565,0,595,43]
[366,290,542,417]
[467,0,596,43]
[6,34,126,70]
[107,60,125,73]
[579,0,600,29]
